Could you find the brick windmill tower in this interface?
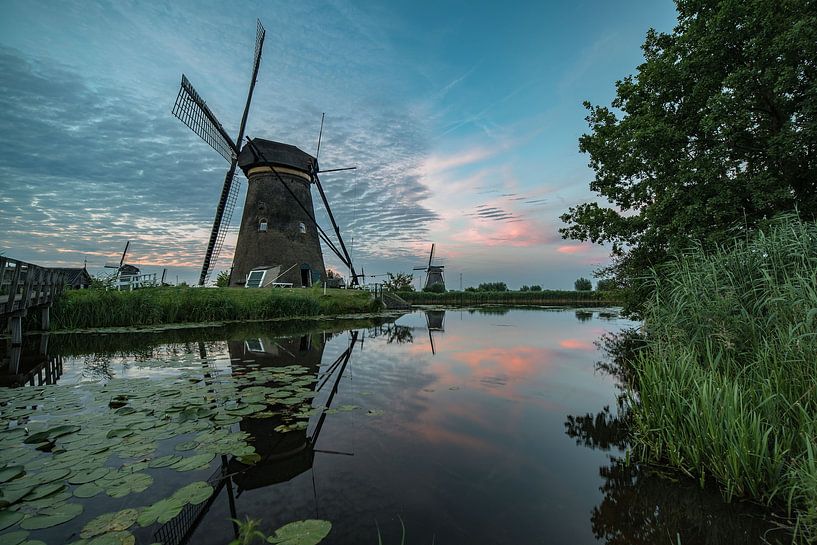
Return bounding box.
[171,21,359,287]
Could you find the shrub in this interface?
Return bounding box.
[574,277,592,291]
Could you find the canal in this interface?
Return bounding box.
[0,308,787,544]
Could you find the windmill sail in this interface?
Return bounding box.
[172,75,237,163]
[172,20,266,286]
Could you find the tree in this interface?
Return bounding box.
[383,272,414,292]
[560,0,817,310]
[575,277,592,291]
[478,282,508,292]
[596,278,617,291]
[530,285,542,292]
[520,285,530,292]
[215,270,230,288]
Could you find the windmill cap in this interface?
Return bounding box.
[238,138,317,175]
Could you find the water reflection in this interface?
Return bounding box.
[565,332,791,545]
[0,310,790,544]
[0,333,64,386]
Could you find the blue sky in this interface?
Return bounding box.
[0,0,678,289]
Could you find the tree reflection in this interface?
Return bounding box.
[566,331,791,545]
[575,310,594,322]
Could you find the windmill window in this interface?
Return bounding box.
[298,222,306,234]
[258,219,268,232]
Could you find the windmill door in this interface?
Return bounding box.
[300,264,312,287]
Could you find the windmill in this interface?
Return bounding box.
[104,241,140,286]
[172,21,360,288]
[413,243,445,291]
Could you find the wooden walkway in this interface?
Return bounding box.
[1,257,65,345]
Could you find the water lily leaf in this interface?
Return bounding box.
[0,529,28,545]
[73,482,103,498]
[114,407,136,416]
[267,520,332,545]
[86,530,135,545]
[0,484,34,507]
[171,453,214,472]
[137,497,185,527]
[238,453,261,465]
[171,481,212,505]
[174,441,198,452]
[20,539,46,545]
[69,468,110,485]
[366,409,385,417]
[26,483,65,501]
[104,473,152,498]
[0,510,24,531]
[147,455,181,469]
[34,468,71,484]
[0,466,25,483]
[105,429,132,439]
[19,502,83,530]
[81,508,139,538]
[23,425,80,444]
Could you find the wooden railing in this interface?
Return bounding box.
[1,257,66,344]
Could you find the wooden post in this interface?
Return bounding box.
[10,315,22,347]
[9,345,21,375]
[41,305,50,331]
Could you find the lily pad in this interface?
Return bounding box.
[69,468,110,485]
[19,502,83,530]
[73,482,103,498]
[171,481,212,505]
[87,531,135,545]
[103,473,152,498]
[147,455,182,469]
[0,510,24,531]
[267,520,332,545]
[174,441,198,452]
[26,483,66,501]
[137,497,185,527]
[81,508,139,538]
[0,529,28,545]
[0,466,25,483]
[171,453,214,472]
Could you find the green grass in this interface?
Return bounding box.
[627,214,817,538]
[397,289,615,306]
[50,286,380,330]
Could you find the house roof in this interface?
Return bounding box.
[238,138,317,175]
[49,267,92,286]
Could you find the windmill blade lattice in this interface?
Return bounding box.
[172,75,237,163]
[203,174,242,284]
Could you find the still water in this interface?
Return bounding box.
[1,308,787,544]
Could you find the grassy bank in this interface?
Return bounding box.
[627,216,817,538]
[398,289,616,306]
[49,286,380,330]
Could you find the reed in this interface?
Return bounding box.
[50,286,379,329]
[627,214,817,537]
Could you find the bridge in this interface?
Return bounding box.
[1,256,66,346]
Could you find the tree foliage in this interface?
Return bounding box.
[575,277,593,291]
[383,272,414,292]
[596,278,617,292]
[560,0,817,308]
[215,270,230,288]
[477,282,508,292]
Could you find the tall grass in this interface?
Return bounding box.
[50,287,380,329]
[627,215,817,537]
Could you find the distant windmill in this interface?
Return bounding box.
[104,241,140,288]
[172,21,360,288]
[413,243,445,290]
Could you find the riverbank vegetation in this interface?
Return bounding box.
[49,287,379,330]
[627,216,817,538]
[559,0,817,314]
[398,289,615,306]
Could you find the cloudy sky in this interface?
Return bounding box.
[0,0,677,289]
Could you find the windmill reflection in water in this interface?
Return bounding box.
[153,330,360,545]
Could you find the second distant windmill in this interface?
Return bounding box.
[413,244,445,291]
